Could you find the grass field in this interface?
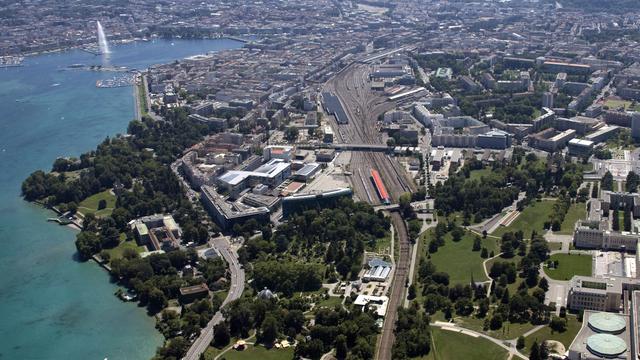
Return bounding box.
[78,189,116,217]
[604,99,640,112]
[468,168,495,182]
[547,242,563,251]
[415,327,509,360]
[422,229,498,284]
[493,200,555,238]
[317,295,343,308]
[453,315,537,340]
[103,238,146,261]
[557,203,586,235]
[524,316,582,354]
[544,253,592,281]
[221,345,294,360]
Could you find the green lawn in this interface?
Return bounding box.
[604,99,640,112]
[103,238,146,261]
[317,296,343,308]
[221,344,294,360]
[544,253,592,281]
[453,314,537,341]
[547,242,562,251]
[557,203,586,235]
[415,327,508,360]
[493,200,555,238]
[422,229,498,284]
[468,168,495,182]
[367,231,391,255]
[78,189,116,217]
[524,316,582,354]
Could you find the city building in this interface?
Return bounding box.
[179,283,210,304]
[568,311,631,360]
[281,188,352,217]
[567,276,623,312]
[567,138,595,157]
[363,258,392,282]
[529,128,576,152]
[131,214,182,252]
[200,186,270,230]
[216,159,291,198]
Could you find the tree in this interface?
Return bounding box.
[285,127,299,142]
[408,284,417,300]
[591,182,599,198]
[335,334,348,359]
[626,171,639,193]
[624,210,632,232]
[612,209,620,231]
[212,322,230,348]
[516,336,525,349]
[550,317,567,332]
[480,248,489,258]
[259,314,279,345]
[602,171,614,191]
[489,314,503,330]
[530,341,541,360]
[148,287,167,314]
[451,226,464,242]
[539,277,549,292]
[473,236,482,251]
[75,231,101,260]
[97,198,108,210]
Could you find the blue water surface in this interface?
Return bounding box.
[0,38,242,360]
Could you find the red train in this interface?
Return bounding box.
[370,169,391,205]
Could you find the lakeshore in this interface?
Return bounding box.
[0,38,243,359]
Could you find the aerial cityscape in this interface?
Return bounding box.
[4,0,640,359]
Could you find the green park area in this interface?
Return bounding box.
[204,343,294,360]
[102,237,146,262]
[78,189,116,217]
[493,200,555,238]
[544,253,592,281]
[557,203,586,235]
[468,168,494,182]
[416,327,509,360]
[452,313,537,340]
[604,99,640,112]
[524,316,582,355]
[421,229,498,284]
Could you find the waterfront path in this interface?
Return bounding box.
[183,237,245,360]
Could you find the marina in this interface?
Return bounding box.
[96,75,135,88]
[0,55,24,67]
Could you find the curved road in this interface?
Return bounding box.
[183,237,245,360]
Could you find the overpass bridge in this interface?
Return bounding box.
[296,143,391,152]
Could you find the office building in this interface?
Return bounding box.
[200,186,270,230]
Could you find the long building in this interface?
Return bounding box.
[200,185,269,230]
[281,187,353,217]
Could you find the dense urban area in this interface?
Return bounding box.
[10,0,640,359]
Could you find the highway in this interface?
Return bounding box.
[376,212,412,360]
[183,236,245,360]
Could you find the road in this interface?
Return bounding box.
[376,212,412,360]
[183,236,245,360]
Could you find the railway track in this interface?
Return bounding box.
[376,212,412,360]
[324,64,414,202]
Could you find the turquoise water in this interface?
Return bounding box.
[0,39,242,359]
